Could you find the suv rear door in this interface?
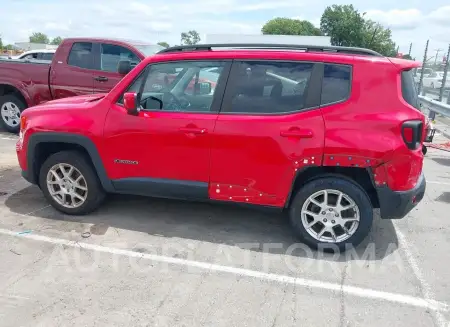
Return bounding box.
[209,60,325,206]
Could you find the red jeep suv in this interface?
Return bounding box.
[16,43,426,250]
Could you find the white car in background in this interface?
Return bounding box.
[9,49,55,61]
[422,71,449,89]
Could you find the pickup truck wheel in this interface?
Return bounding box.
[0,94,26,134]
[289,177,373,252]
[39,151,106,215]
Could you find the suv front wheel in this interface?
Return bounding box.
[289,176,373,251]
[39,150,106,215]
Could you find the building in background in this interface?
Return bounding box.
[203,34,332,46]
[13,42,58,51]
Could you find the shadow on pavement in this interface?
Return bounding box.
[5,185,399,262]
[436,192,450,203]
[432,157,450,167]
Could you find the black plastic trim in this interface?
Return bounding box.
[376,171,426,219]
[26,132,114,192]
[112,178,208,200]
[157,43,383,57]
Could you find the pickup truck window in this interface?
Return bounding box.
[100,43,140,73]
[68,42,94,70]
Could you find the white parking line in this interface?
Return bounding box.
[0,227,448,313]
[395,226,447,327]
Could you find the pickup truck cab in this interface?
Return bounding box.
[0,37,164,132]
[17,43,427,251]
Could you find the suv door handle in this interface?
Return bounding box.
[179,127,208,134]
[280,128,313,138]
[94,76,108,82]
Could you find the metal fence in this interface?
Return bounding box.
[401,38,450,131]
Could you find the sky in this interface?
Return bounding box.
[1,0,450,61]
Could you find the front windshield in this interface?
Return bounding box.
[134,44,165,56]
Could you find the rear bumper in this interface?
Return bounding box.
[377,172,426,219]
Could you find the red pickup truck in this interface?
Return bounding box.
[0,37,164,133]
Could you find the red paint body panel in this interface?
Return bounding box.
[320,57,425,191]
[1,37,146,108]
[209,111,325,207]
[102,104,217,182]
[17,48,426,209]
[17,93,109,171]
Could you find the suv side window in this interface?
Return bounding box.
[100,44,141,73]
[222,61,314,114]
[120,61,227,112]
[68,42,94,70]
[320,64,352,105]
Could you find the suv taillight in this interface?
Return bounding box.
[401,120,423,150]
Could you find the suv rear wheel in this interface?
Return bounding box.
[289,176,373,251]
[39,150,106,215]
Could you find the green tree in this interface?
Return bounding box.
[320,4,398,57]
[4,44,15,50]
[320,4,366,47]
[362,20,396,56]
[157,41,170,48]
[50,36,63,45]
[262,18,322,36]
[401,54,413,60]
[180,30,200,45]
[0,34,3,49]
[29,32,49,44]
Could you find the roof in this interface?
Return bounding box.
[158,43,383,57]
[63,37,157,46]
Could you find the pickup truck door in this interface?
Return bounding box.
[92,43,142,94]
[50,41,95,98]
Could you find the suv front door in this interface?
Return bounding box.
[103,60,231,199]
[209,60,326,206]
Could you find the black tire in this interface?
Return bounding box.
[0,94,27,134]
[289,176,373,252]
[39,150,106,215]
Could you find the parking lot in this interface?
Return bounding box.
[0,127,450,327]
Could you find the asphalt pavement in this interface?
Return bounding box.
[0,128,450,327]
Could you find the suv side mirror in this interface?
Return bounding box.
[195,81,212,95]
[118,60,132,75]
[123,92,139,115]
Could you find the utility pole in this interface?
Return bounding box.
[408,43,412,56]
[418,40,429,96]
[434,48,443,66]
[439,44,450,103]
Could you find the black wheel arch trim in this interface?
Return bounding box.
[26,132,114,192]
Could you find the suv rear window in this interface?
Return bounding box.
[401,69,420,109]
